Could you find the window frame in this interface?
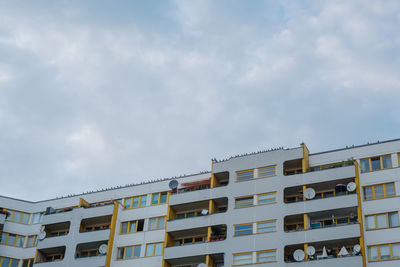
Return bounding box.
[257,192,277,205]
[145,242,163,257]
[0,257,20,267]
[151,192,169,206]
[234,196,254,209]
[120,219,144,235]
[257,165,277,178]
[365,212,399,230]
[368,242,400,262]
[232,252,253,266]
[363,183,396,201]
[116,245,141,260]
[256,220,277,233]
[21,258,34,267]
[234,223,253,236]
[148,216,166,231]
[25,235,37,248]
[360,154,392,173]
[236,165,277,182]
[256,249,277,263]
[0,232,25,247]
[123,195,147,210]
[5,209,30,224]
[236,169,255,182]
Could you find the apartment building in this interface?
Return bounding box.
[0,138,399,267]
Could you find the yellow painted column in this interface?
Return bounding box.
[304,243,308,261]
[303,211,308,261]
[301,143,309,173]
[78,198,90,208]
[207,226,212,242]
[354,161,367,267]
[105,201,119,267]
[209,199,216,215]
[206,254,211,267]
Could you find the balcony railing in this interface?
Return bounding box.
[285,190,356,204]
[285,219,358,233]
[285,161,354,176]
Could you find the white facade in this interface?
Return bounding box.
[0,139,399,267]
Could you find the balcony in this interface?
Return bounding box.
[164,240,226,260]
[38,222,70,249]
[284,159,354,176]
[169,186,228,206]
[75,240,108,264]
[35,246,66,264]
[283,255,362,267]
[284,237,361,263]
[167,212,226,232]
[164,253,224,267]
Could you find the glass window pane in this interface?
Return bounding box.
[385,183,395,197]
[376,214,388,228]
[374,185,384,198]
[258,193,276,204]
[22,260,29,267]
[7,234,16,245]
[1,258,10,267]
[16,236,24,247]
[389,212,399,227]
[124,198,131,209]
[21,213,29,224]
[258,166,276,177]
[129,221,137,233]
[121,222,128,234]
[236,170,254,181]
[392,244,400,258]
[366,216,376,230]
[157,217,165,229]
[149,218,156,231]
[125,246,133,259]
[233,253,252,265]
[371,157,381,171]
[152,194,159,205]
[257,251,276,262]
[134,246,141,258]
[235,197,253,208]
[31,213,40,224]
[140,195,147,207]
[146,244,154,256]
[132,197,139,208]
[154,243,162,255]
[160,193,168,204]
[368,246,378,261]
[364,187,373,200]
[382,155,392,169]
[380,245,390,259]
[117,248,125,259]
[0,233,7,244]
[360,159,370,172]
[257,221,276,232]
[13,212,21,222]
[234,224,252,235]
[10,259,19,267]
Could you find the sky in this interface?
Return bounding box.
[1,0,399,201]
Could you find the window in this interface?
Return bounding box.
[117,245,141,260]
[236,165,277,182]
[233,252,252,265]
[0,257,19,267]
[145,242,163,257]
[0,232,25,247]
[235,196,254,208]
[21,259,34,267]
[233,250,276,265]
[360,155,392,172]
[365,212,399,230]
[257,192,277,205]
[363,183,396,200]
[123,195,147,209]
[148,217,165,231]
[26,235,37,248]
[5,210,30,224]
[151,192,168,205]
[368,243,400,261]
[258,165,277,178]
[234,223,253,236]
[120,219,144,234]
[257,220,276,233]
[30,213,44,224]
[236,169,254,182]
[256,250,276,263]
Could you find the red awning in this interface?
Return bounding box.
[181,178,211,188]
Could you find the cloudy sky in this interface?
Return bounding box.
[1,1,399,201]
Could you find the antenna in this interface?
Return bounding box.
[169,180,179,190]
[293,249,305,261]
[347,182,356,192]
[99,244,108,255]
[304,188,316,200]
[306,246,316,256]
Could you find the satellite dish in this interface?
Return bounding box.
[293,249,305,261]
[353,244,361,254]
[306,246,316,256]
[201,209,209,215]
[304,188,316,199]
[347,182,356,192]
[38,231,46,240]
[99,244,108,255]
[169,180,179,190]
[197,264,207,267]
